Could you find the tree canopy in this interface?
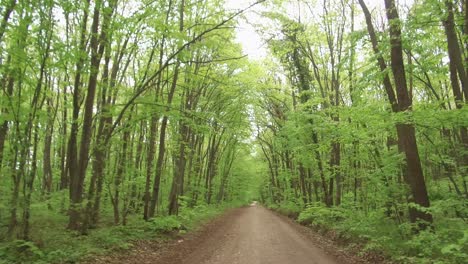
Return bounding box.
[0,0,467,263]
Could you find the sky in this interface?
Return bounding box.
[225,0,269,60]
[224,0,415,61]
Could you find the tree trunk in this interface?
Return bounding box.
[149,65,179,217]
[143,117,157,220]
[384,0,432,228]
[67,0,90,230]
[43,98,54,195]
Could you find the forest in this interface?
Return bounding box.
[0,0,466,263]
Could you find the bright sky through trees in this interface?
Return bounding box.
[226,0,268,60]
[226,0,415,60]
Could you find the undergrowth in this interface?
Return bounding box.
[268,197,468,264]
[0,193,236,264]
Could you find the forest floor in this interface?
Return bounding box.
[84,204,375,264]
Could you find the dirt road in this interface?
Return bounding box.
[87,205,368,264]
[175,205,341,264]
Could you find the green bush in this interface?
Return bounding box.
[0,199,233,263]
[400,226,468,264]
[0,240,44,264]
[148,216,182,233]
[291,201,468,264]
[297,204,345,228]
[270,201,302,219]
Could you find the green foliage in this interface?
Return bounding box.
[0,201,232,263]
[269,201,302,219]
[148,216,182,233]
[254,1,468,263]
[289,200,468,264]
[297,204,345,228]
[1,0,467,264]
[0,240,44,264]
[0,0,260,261]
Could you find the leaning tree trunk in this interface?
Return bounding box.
[384,0,432,229]
[358,0,432,229]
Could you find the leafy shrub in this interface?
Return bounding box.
[148,216,182,233]
[401,226,468,264]
[292,199,468,264]
[0,240,44,263]
[271,201,302,219]
[297,204,345,228]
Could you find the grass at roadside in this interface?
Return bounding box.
[0,192,239,264]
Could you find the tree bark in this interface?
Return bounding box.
[358,0,433,229]
[67,0,90,230]
[384,0,432,228]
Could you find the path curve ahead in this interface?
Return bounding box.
[162,205,342,264]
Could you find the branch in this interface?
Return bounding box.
[107,0,266,141]
[180,54,248,64]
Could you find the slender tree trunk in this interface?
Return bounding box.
[0,0,16,42]
[443,0,467,105]
[22,126,40,240]
[43,98,54,195]
[0,72,14,171]
[169,124,188,214]
[70,0,115,230]
[143,117,157,220]
[444,0,468,190]
[67,0,90,230]
[113,129,130,225]
[149,64,179,217]
[7,149,20,238]
[59,81,68,190]
[298,164,308,204]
